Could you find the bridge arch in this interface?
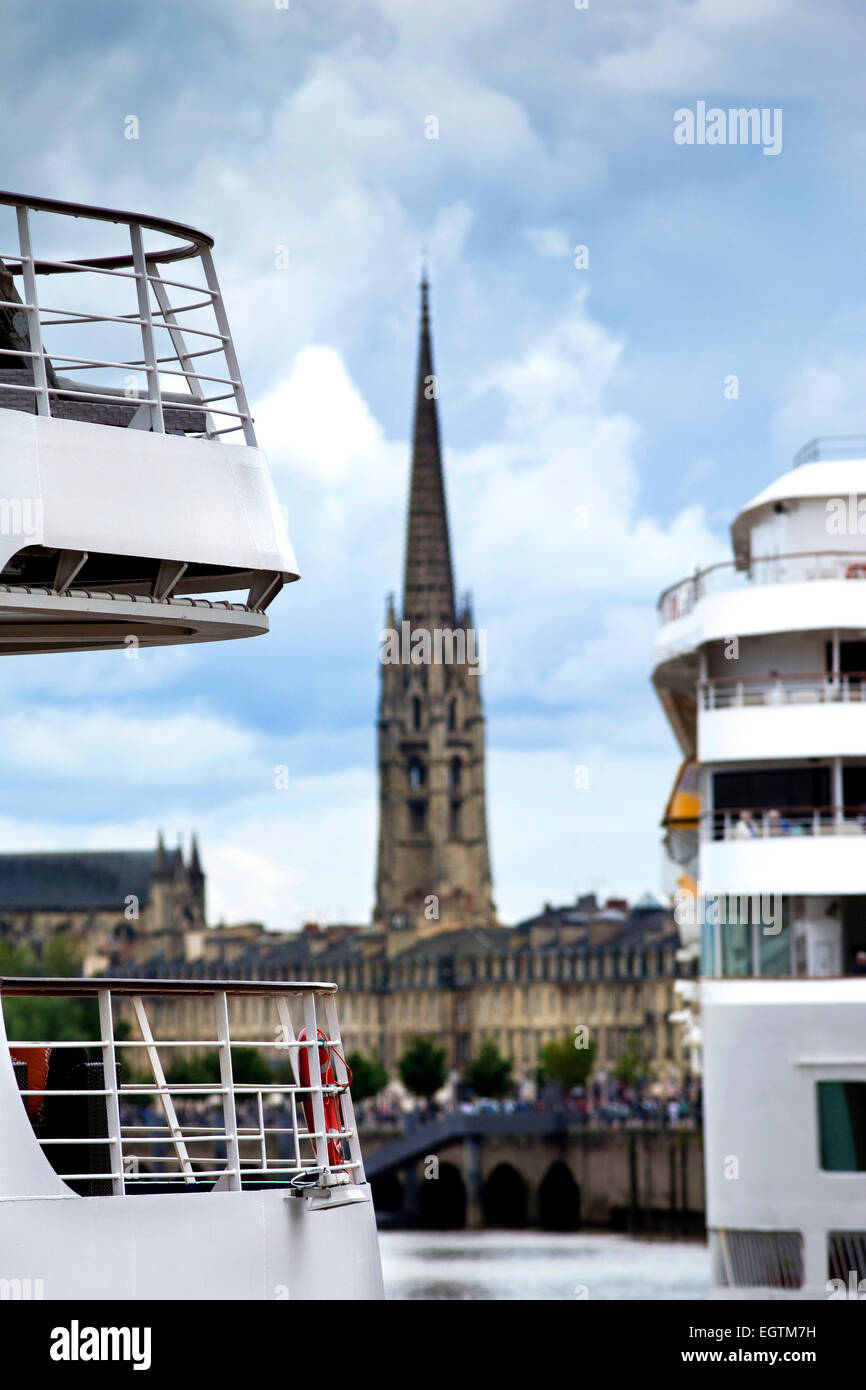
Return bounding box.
[538,1160,582,1231]
[418,1161,466,1229]
[370,1170,404,1216]
[481,1162,528,1228]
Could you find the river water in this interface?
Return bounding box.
[379,1230,710,1300]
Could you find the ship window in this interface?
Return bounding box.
[712,766,830,815]
[719,917,751,977]
[818,1082,866,1171]
[758,899,791,976]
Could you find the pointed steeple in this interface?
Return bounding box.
[402,276,456,626]
[189,833,202,877]
[154,830,168,876]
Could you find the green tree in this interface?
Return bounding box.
[541,1033,597,1093]
[398,1035,446,1102]
[461,1036,513,1100]
[0,939,97,1042]
[164,1048,271,1086]
[346,1050,388,1104]
[612,1034,645,1087]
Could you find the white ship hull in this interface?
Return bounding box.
[0,1188,383,1301]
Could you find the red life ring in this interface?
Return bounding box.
[10,1047,51,1121]
[845,563,866,579]
[297,1028,351,1169]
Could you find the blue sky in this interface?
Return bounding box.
[1,0,866,927]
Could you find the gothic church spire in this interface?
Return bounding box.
[402,277,456,626]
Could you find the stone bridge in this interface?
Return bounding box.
[361,1113,704,1232]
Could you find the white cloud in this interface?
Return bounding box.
[525,226,572,260]
[773,353,866,458]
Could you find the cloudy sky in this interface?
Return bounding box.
[0,0,864,928]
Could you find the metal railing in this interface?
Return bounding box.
[658,551,866,624]
[793,436,866,467]
[0,191,255,444]
[701,671,866,709]
[712,1229,804,1290]
[703,806,866,841]
[1,977,363,1195]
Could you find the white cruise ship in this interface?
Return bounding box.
[653,437,866,1300]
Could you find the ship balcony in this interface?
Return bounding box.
[0,191,298,653]
[700,806,866,895]
[699,672,866,762]
[654,551,866,676]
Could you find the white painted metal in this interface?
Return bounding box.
[302,992,330,1174]
[0,979,383,1299]
[0,191,299,653]
[129,221,164,434]
[703,979,866,1299]
[131,995,196,1185]
[15,206,49,416]
[323,992,365,1181]
[213,990,242,1192]
[97,990,124,1197]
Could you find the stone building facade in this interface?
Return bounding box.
[0,833,205,973]
[121,894,694,1090]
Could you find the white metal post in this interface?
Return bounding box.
[149,272,217,439]
[97,989,125,1195]
[275,994,300,1086]
[213,990,242,1191]
[15,205,50,416]
[131,995,195,1183]
[199,246,257,446]
[323,992,364,1179]
[832,755,843,829]
[302,991,330,1173]
[129,222,164,433]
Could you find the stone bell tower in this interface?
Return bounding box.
[374,279,495,946]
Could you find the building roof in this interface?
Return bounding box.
[391,927,515,962]
[0,851,158,913]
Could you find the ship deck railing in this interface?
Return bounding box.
[0,190,255,444]
[701,670,866,708]
[0,977,364,1196]
[703,806,866,841]
[658,550,866,625]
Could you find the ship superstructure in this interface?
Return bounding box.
[0,192,383,1300]
[653,437,866,1298]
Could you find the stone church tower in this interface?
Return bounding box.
[375,280,495,945]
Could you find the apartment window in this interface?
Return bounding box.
[818,1082,866,1171]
